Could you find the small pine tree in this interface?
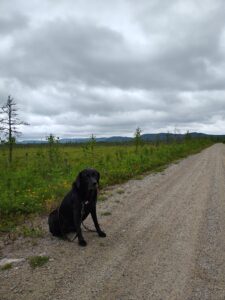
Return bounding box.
[89,134,96,153]
[134,127,142,152]
[88,134,96,165]
[185,130,191,141]
[46,133,60,163]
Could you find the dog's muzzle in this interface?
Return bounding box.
[88,182,98,191]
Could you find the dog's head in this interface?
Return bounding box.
[73,168,100,192]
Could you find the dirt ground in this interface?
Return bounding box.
[1,143,225,300]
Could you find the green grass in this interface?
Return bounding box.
[17,225,44,238]
[0,138,215,230]
[1,263,12,271]
[28,255,49,269]
[98,194,108,201]
[101,211,112,216]
[117,189,125,194]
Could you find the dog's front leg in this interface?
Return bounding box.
[73,209,87,246]
[90,206,106,238]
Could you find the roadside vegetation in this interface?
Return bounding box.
[0,134,216,232]
[28,256,49,269]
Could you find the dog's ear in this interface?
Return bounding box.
[97,171,100,183]
[72,172,82,190]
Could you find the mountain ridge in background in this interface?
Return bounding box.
[17,132,224,144]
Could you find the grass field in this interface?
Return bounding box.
[0,138,215,230]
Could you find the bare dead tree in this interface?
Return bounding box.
[0,95,29,163]
[0,111,4,140]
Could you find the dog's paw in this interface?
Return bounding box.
[98,231,106,238]
[79,239,87,247]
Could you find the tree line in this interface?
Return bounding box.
[0,95,145,165]
[1,95,209,165]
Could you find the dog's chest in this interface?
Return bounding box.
[82,191,95,212]
[83,200,92,211]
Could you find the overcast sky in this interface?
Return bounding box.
[1,0,225,139]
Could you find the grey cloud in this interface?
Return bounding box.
[132,0,225,89]
[0,12,29,35]
[1,19,126,88]
[1,3,225,92]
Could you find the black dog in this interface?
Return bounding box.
[48,168,106,246]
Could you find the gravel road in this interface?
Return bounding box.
[1,143,225,300]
